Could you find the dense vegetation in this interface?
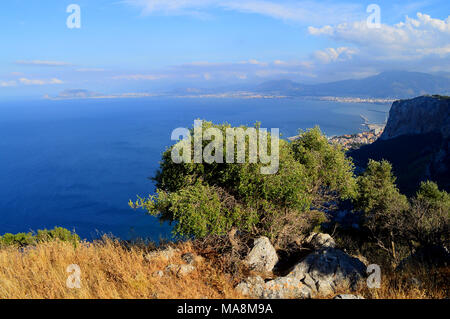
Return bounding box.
[131,120,449,263]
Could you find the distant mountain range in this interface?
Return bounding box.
[50,71,450,101]
[255,71,450,99]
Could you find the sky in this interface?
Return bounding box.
[0,0,449,99]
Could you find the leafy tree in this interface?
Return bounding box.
[131,121,356,247]
[354,159,409,259]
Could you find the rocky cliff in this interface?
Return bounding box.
[350,95,450,194]
[380,95,450,140]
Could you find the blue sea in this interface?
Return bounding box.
[0,97,390,240]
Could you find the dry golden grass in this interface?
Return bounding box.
[0,238,447,299]
[319,266,449,299]
[0,238,243,299]
[357,266,449,299]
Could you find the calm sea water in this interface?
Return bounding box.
[0,97,390,240]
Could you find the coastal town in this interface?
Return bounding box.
[328,127,384,150]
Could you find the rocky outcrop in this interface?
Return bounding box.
[237,246,366,299]
[245,237,279,273]
[286,248,366,296]
[380,95,450,140]
[350,95,450,193]
[305,233,336,249]
[236,275,313,299]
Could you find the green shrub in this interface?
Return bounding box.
[354,159,409,215]
[0,232,35,247]
[0,227,80,247]
[35,227,80,246]
[402,181,450,248]
[416,181,450,211]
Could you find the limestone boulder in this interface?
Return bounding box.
[245,237,279,273]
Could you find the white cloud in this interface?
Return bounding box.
[308,13,450,60]
[313,47,358,64]
[242,59,268,66]
[15,60,72,67]
[304,12,450,77]
[124,0,363,25]
[273,60,286,65]
[308,25,334,35]
[19,78,64,85]
[417,45,450,57]
[0,80,17,87]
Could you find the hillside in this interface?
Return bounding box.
[0,236,447,299]
[256,71,450,99]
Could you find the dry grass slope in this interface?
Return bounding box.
[0,238,447,299]
[0,238,242,299]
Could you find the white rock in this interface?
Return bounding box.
[306,232,336,249]
[245,237,279,273]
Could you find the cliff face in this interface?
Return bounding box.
[350,95,450,194]
[380,95,450,140]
